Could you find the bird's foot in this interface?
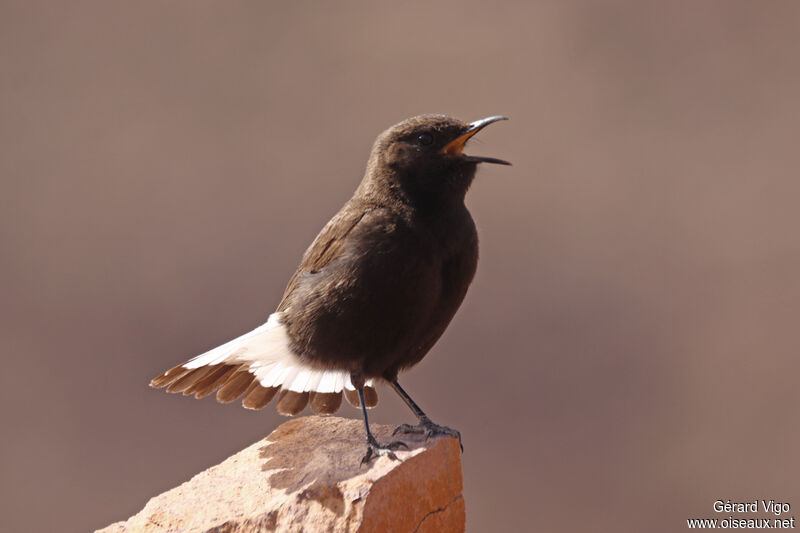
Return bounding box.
[360,434,408,465]
[393,417,463,451]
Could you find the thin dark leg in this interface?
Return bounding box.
[390,380,463,451]
[358,386,407,465]
[390,380,430,420]
[358,387,375,435]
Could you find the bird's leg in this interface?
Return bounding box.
[357,384,407,465]
[390,380,463,451]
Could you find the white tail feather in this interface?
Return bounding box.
[182,312,373,394]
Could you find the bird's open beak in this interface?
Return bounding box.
[440,115,511,165]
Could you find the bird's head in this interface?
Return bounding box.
[362,114,510,209]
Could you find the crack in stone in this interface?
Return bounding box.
[412,494,463,533]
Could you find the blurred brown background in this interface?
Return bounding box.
[2,2,799,532]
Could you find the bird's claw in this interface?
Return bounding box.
[392,423,424,436]
[360,436,408,465]
[393,418,463,451]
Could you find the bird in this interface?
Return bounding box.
[151,114,510,463]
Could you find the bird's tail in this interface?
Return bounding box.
[149,313,377,415]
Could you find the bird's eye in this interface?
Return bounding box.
[417,133,434,146]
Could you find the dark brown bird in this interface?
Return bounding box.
[151,114,510,462]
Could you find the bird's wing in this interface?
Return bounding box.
[273,203,445,377]
[277,204,373,311]
[150,203,382,417]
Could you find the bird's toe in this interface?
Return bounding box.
[392,423,425,436]
[360,437,408,465]
[393,419,463,451]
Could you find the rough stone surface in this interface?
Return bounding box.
[98,416,464,533]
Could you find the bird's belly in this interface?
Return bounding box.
[380,247,477,376]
